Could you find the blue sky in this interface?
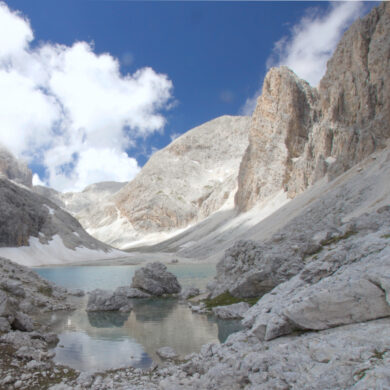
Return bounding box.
[0,1,377,191]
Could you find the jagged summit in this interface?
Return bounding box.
[236,1,390,211]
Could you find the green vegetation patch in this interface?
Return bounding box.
[381,234,390,239]
[203,291,260,310]
[372,349,387,360]
[37,284,53,297]
[321,230,357,246]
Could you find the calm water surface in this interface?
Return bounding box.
[35,263,242,372]
[36,263,216,291]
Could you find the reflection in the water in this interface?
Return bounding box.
[56,331,152,371]
[87,311,130,328]
[214,317,243,342]
[131,298,177,323]
[42,298,242,372]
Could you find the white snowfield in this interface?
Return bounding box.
[0,235,127,267]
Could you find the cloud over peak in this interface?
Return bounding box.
[241,1,364,116]
[0,2,173,192]
[267,2,364,87]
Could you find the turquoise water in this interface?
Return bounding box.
[36,263,216,291]
[35,263,242,372]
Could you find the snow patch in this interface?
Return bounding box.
[0,235,127,267]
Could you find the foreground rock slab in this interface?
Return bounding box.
[131,262,181,296]
[212,302,250,319]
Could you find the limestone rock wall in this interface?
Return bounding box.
[236,2,390,212]
[115,115,250,234]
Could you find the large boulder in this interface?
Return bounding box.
[131,262,181,296]
[86,289,133,312]
[242,208,390,341]
[114,286,151,299]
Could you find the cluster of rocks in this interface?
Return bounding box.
[86,262,182,312]
[0,257,86,389]
[0,257,76,333]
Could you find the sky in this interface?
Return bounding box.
[0,0,377,192]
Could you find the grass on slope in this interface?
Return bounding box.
[203,291,260,309]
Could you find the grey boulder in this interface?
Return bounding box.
[180,287,200,300]
[131,262,181,296]
[212,302,250,319]
[86,289,133,312]
[114,286,151,298]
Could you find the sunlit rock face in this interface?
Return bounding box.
[112,115,251,235]
[45,115,250,249]
[236,2,390,212]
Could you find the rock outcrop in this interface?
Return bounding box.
[0,147,32,188]
[211,144,390,299]
[131,262,181,296]
[86,289,133,312]
[212,302,250,319]
[0,177,123,266]
[86,286,151,312]
[40,116,250,249]
[241,207,390,341]
[0,256,75,332]
[236,2,390,211]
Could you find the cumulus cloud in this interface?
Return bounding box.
[0,2,173,192]
[241,2,364,115]
[267,2,364,86]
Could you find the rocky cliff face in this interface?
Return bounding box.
[115,115,250,233]
[57,115,250,249]
[236,2,390,211]
[0,147,32,188]
[0,178,124,266]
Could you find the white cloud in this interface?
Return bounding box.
[240,1,364,115]
[240,93,260,116]
[267,2,364,87]
[0,2,173,192]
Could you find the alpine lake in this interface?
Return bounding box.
[34,262,243,372]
